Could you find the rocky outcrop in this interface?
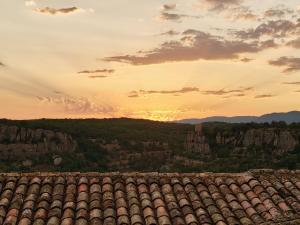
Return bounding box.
[0,124,77,160]
[216,128,298,157]
[184,124,211,156]
[185,125,299,158]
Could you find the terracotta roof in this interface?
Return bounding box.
[1,170,300,225]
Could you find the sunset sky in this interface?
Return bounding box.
[1,0,300,121]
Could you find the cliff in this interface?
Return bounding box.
[0,124,77,160]
[185,124,299,159]
[1,118,300,172]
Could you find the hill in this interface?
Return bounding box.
[176,111,300,124]
[0,118,300,173]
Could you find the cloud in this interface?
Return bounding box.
[78,69,115,74]
[287,38,300,48]
[0,61,5,67]
[128,86,253,99]
[234,19,300,39]
[269,57,300,73]
[201,0,243,12]
[240,57,253,63]
[37,94,116,115]
[127,109,185,121]
[223,93,246,98]
[282,81,300,85]
[255,94,275,99]
[162,4,176,11]
[159,12,199,22]
[227,7,258,21]
[35,7,79,15]
[160,30,180,36]
[198,0,257,21]
[88,75,108,79]
[128,93,139,98]
[104,30,276,65]
[128,87,199,97]
[264,7,294,18]
[202,87,252,96]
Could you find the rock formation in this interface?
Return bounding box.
[0,124,77,160]
[216,128,298,157]
[184,124,211,156]
[185,125,299,158]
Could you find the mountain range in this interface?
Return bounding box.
[176,111,300,124]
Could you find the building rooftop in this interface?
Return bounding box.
[1,169,300,225]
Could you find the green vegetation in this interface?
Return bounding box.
[1,118,300,172]
[0,118,191,172]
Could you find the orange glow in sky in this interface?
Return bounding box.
[1,0,300,121]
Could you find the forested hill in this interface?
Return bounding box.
[0,118,300,173]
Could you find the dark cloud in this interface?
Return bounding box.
[240,57,254,63]
[255,94,275,99]
[282,81,300,85]
[128,87,199,97]
[104,30,276,65]
[269,57,300,73]
[202,0,243,12]
[78,69,115,74]
[35,7,79,15]
[287,38,300,48]
[37,94,116,115]
[162,4,176,11]
[234,19,300,39]
[160,30,180,36]
[160,12,199,22]
[0,61,5,67]
[202,87,253,96]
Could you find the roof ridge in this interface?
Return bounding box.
[0,171,250,177]
[0,169,297,177]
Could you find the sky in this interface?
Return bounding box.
[1,0,300,121]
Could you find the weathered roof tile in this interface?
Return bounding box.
[0,171,300,224]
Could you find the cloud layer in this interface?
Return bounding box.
[287,38,300,48]
[37,94,116,115]
[235,19,300,39]
[202,87,252,96]
[202,0,243,12]
[282,81,300,85]
[160,12,199,22]
[264,7,294,18]
[104,30,276,65]
[160,30,180,36]
[269,57,300,73]
[88,75,108,79]
[35,7,79,15]
[129,87,199,97]
[78,69,115,74]
[255,94,275,99]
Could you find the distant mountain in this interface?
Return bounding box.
[176,111,300,124]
